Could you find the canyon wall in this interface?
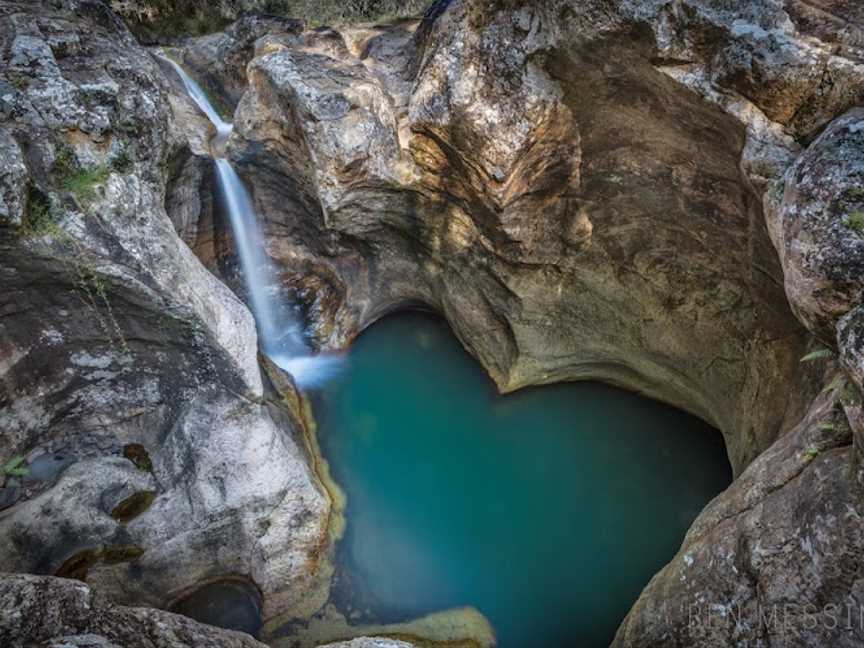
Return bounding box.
[1,0,864,646]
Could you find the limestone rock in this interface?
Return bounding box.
[0,573,266,647]
[0,127,27,226]
[3,2,864,647]
[0,0,329,630]
[217,2,864,644]
[228,0,841,474]
[319,640,418,648]
[839,305,864,396]
[766,108,864,341]
[614,375,864,647]
[109,0,288,44]
[182,14,304,112]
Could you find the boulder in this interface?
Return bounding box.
[766,108,864,341]
[0,573,266,647]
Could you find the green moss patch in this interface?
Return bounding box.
[843,211,864,235]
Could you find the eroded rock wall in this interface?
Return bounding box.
[0,0,330,631]
[219,0,864,474]
[200,1,864,645]
[2,0,863,646]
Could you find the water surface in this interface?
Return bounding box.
[314,312,731,647]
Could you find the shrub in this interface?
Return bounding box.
[113,0,433,41]
[62,166,111,202]
[843,211,864,235]
[52,143,110,204]
[0,456,28,487]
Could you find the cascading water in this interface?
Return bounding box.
[160,56,233,138]
[160,54,340,387]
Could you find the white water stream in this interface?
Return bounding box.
[161,54,340,387]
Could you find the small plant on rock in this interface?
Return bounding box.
[53,142,110,204]
[843,186,864,201]
[111,143,134,174]
[0,456,28,487]
[842,211,864,235]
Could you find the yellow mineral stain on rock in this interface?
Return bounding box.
[270,603,495,648]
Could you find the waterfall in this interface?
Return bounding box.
[159,55,233,138]
[160,54,340,387]
[213,159,281,344]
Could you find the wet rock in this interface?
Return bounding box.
[0,573,266,647]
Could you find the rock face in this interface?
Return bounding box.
[182,14,304,112]
[221,0,863,475]
[0,0,330,634]
[202,0,862,645]
[2,1,864,647]
[614,367,864,647]
[0,573,266,647]
[320,640,418,648]
[766,108,864,340]
[109,0,288,43]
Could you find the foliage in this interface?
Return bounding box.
[843,211,864,235]
[111,144,134,174]
[803,447,820,463]
[62,166,111,202]
[22,187,58,237]
[8,73,28,90]
[843,186,864,201]
[288,0,432,26]
[52,142,111,204]
[113,0,432,40]
[0,456,29,487]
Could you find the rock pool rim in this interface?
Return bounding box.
[159,49,734,647]
[301,310,731,648]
